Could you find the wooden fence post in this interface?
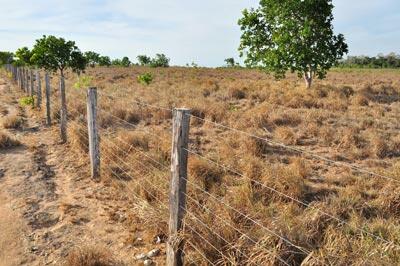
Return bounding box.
[59,76,67,143]
[16,67,20,88]
[25,68,29,94]
[20,67,23,90]
[22,68,25,91]
[167,108,191,266]
[45,72,51,125]
[30,69,34,96]
[86,87,100,179]
[36,70,42,108]
[13,65,17,82]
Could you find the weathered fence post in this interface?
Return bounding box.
[20,67,23,90]
[13,65,17,82]
[59,76,67,143]
[25,68,29,94]
[16,67,20,88]
[36,70,42,108]
[86,87,100,179]
[21,68,24,91]
[30,69,34,96]
[45,72,51,125]
[167,108,191,266]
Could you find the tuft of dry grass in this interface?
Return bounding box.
[118,131,149,152]
[274,126,297,145]
[69,120,89,153]
[65,246,122,266]
[2,115,23,129]
[0,131,21,149]
[189,158,224,192]
[228,87,246,100]
[372,137,390,159]
[352,94,369,106]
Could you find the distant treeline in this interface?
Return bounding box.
[0,50,170,68]
[338,53,400,69]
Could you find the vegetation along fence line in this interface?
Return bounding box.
[3,64,400,265]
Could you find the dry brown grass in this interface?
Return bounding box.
[65,246,122,266]
[54,67,400,265]
[0,131,20,149]
[2,115,23,129]
[69,120,89,153]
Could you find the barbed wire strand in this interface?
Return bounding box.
[184,147,399,249]
[65,113,312,258]
[70,118,291,265]
[73,127,235,264]
[66,127,216,265]
[187,114,399,184]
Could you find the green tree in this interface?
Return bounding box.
[121,56,131,67]
[238,0,348,88]
[224,58,236,67]
[84,51,101,67]
[98,56,111,67]
[31,35,86,77]
[137,55,151,66]
[15,47,33,66]
[111,58,122,66]
[0,51,14,65]
[150,54,170,68]
[31,35,86,143]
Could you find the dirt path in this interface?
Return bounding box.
[0,77,165,265]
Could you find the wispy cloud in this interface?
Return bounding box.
[0,0,399,66]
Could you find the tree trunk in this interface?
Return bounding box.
[303,71,313,89]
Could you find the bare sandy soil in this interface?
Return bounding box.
[0,77,165,265]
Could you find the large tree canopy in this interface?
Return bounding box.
[238,0,348,88]
[31,35,86,76]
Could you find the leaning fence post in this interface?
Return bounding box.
[45,72,51,125]
[86,87,100,179]
[59,76,67,143]
[36,70,42,108]
[167,108,191,266]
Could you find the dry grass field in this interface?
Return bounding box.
[3,66,400,265]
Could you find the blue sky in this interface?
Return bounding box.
[0,0,399,66]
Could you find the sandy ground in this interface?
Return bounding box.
[0,77,165,265]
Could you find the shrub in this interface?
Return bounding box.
[137,73,153,85]
[74,75,93,89]
[19,96,35,108]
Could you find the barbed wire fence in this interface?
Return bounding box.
[3,64,400,265]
